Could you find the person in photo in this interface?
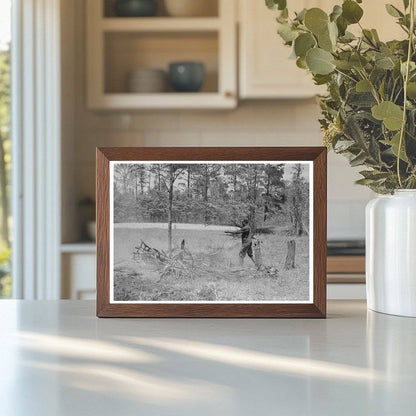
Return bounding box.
[237,218,255,266]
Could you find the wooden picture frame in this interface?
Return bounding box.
[96,147,327,318]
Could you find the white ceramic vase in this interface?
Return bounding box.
[366,190,416,317]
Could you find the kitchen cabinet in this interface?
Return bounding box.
[61,244,96,300]
[87,0,404,107]
[239,0,322,99]
[86,0,237,109]
[238,0,404,99]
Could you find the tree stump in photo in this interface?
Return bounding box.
[285,240,296,269]
[253,238,263,268]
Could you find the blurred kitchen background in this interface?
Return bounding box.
[3,0,402,300]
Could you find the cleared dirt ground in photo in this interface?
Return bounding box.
[113,225,310,302]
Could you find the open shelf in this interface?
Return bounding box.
[86,0,236,109]
[91,93,235,109]
[104,31,219,94]
[101,17,221,32]
[61,243,96,254]
[103,0,219,18]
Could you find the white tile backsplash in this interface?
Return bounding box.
[328,199,368,240]
[328,152,375,200]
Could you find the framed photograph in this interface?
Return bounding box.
[96,147,327,318]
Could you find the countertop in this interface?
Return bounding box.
[0,300,415,415]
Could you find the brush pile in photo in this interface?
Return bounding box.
[133,240,194,279]
[133,236,280,280]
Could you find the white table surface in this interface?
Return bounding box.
[0,300,415,416]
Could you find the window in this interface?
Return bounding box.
[0,0,11,298]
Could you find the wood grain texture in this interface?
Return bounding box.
[313,148,327,318]
[327,256,365,274]
[96,147,327,318]
[327,274,365,283]
[96,149,110,317]
[97,147,325,162]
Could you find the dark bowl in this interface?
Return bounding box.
[114,0,158,17]
[168,62,205,93]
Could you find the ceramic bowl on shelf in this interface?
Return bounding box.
[127,68,167,93]
[114,0,158,17]
[164,0,217,17]
[168,62,205,92]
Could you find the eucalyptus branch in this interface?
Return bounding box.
[358,69,381,104]
[334,68,357,83]
[398,0,415,188]
[399,24,410,35]
[393,85,404,103]
[390,79,398,101]
[267,0,416,193]
[358,22,378,49]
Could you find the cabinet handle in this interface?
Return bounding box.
[225,91,234,98]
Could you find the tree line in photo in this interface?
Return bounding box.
[114,163,309,236]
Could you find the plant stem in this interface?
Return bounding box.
[398,0,415,188]
[358,22,378,49]
[358,69,380,104]
[393,86,404,104]
[390,79,397,101]
[334,68,357,83]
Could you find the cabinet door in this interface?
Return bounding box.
[238,0,404,99]
[360,0,404,41]
[239,0,319,99]
[62,253,96,300]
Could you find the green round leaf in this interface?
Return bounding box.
[356,79,372,93]
[407,82,416,99]
[401,61,416,76]
[306,48,335,75]
[313,74,331,85]
[350,53,368,69]
[328,21,338,41]
[333,59,353,70]
[318,32,333,52]
[330,5,343,22]
[296,8,307,22]
[304,8,329,35]
[266,0,287,11]
[336,15,348,35]
[317,22,338,52]
[339,31,356,42]
[296,57,307,69]
[375,56,395,70]
[277,23,299,42]
[371,101,403,131]
[342,0,363,24]
[320,21,338,52]
[294,33,315,57]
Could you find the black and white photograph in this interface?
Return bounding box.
[110,161,313,303]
